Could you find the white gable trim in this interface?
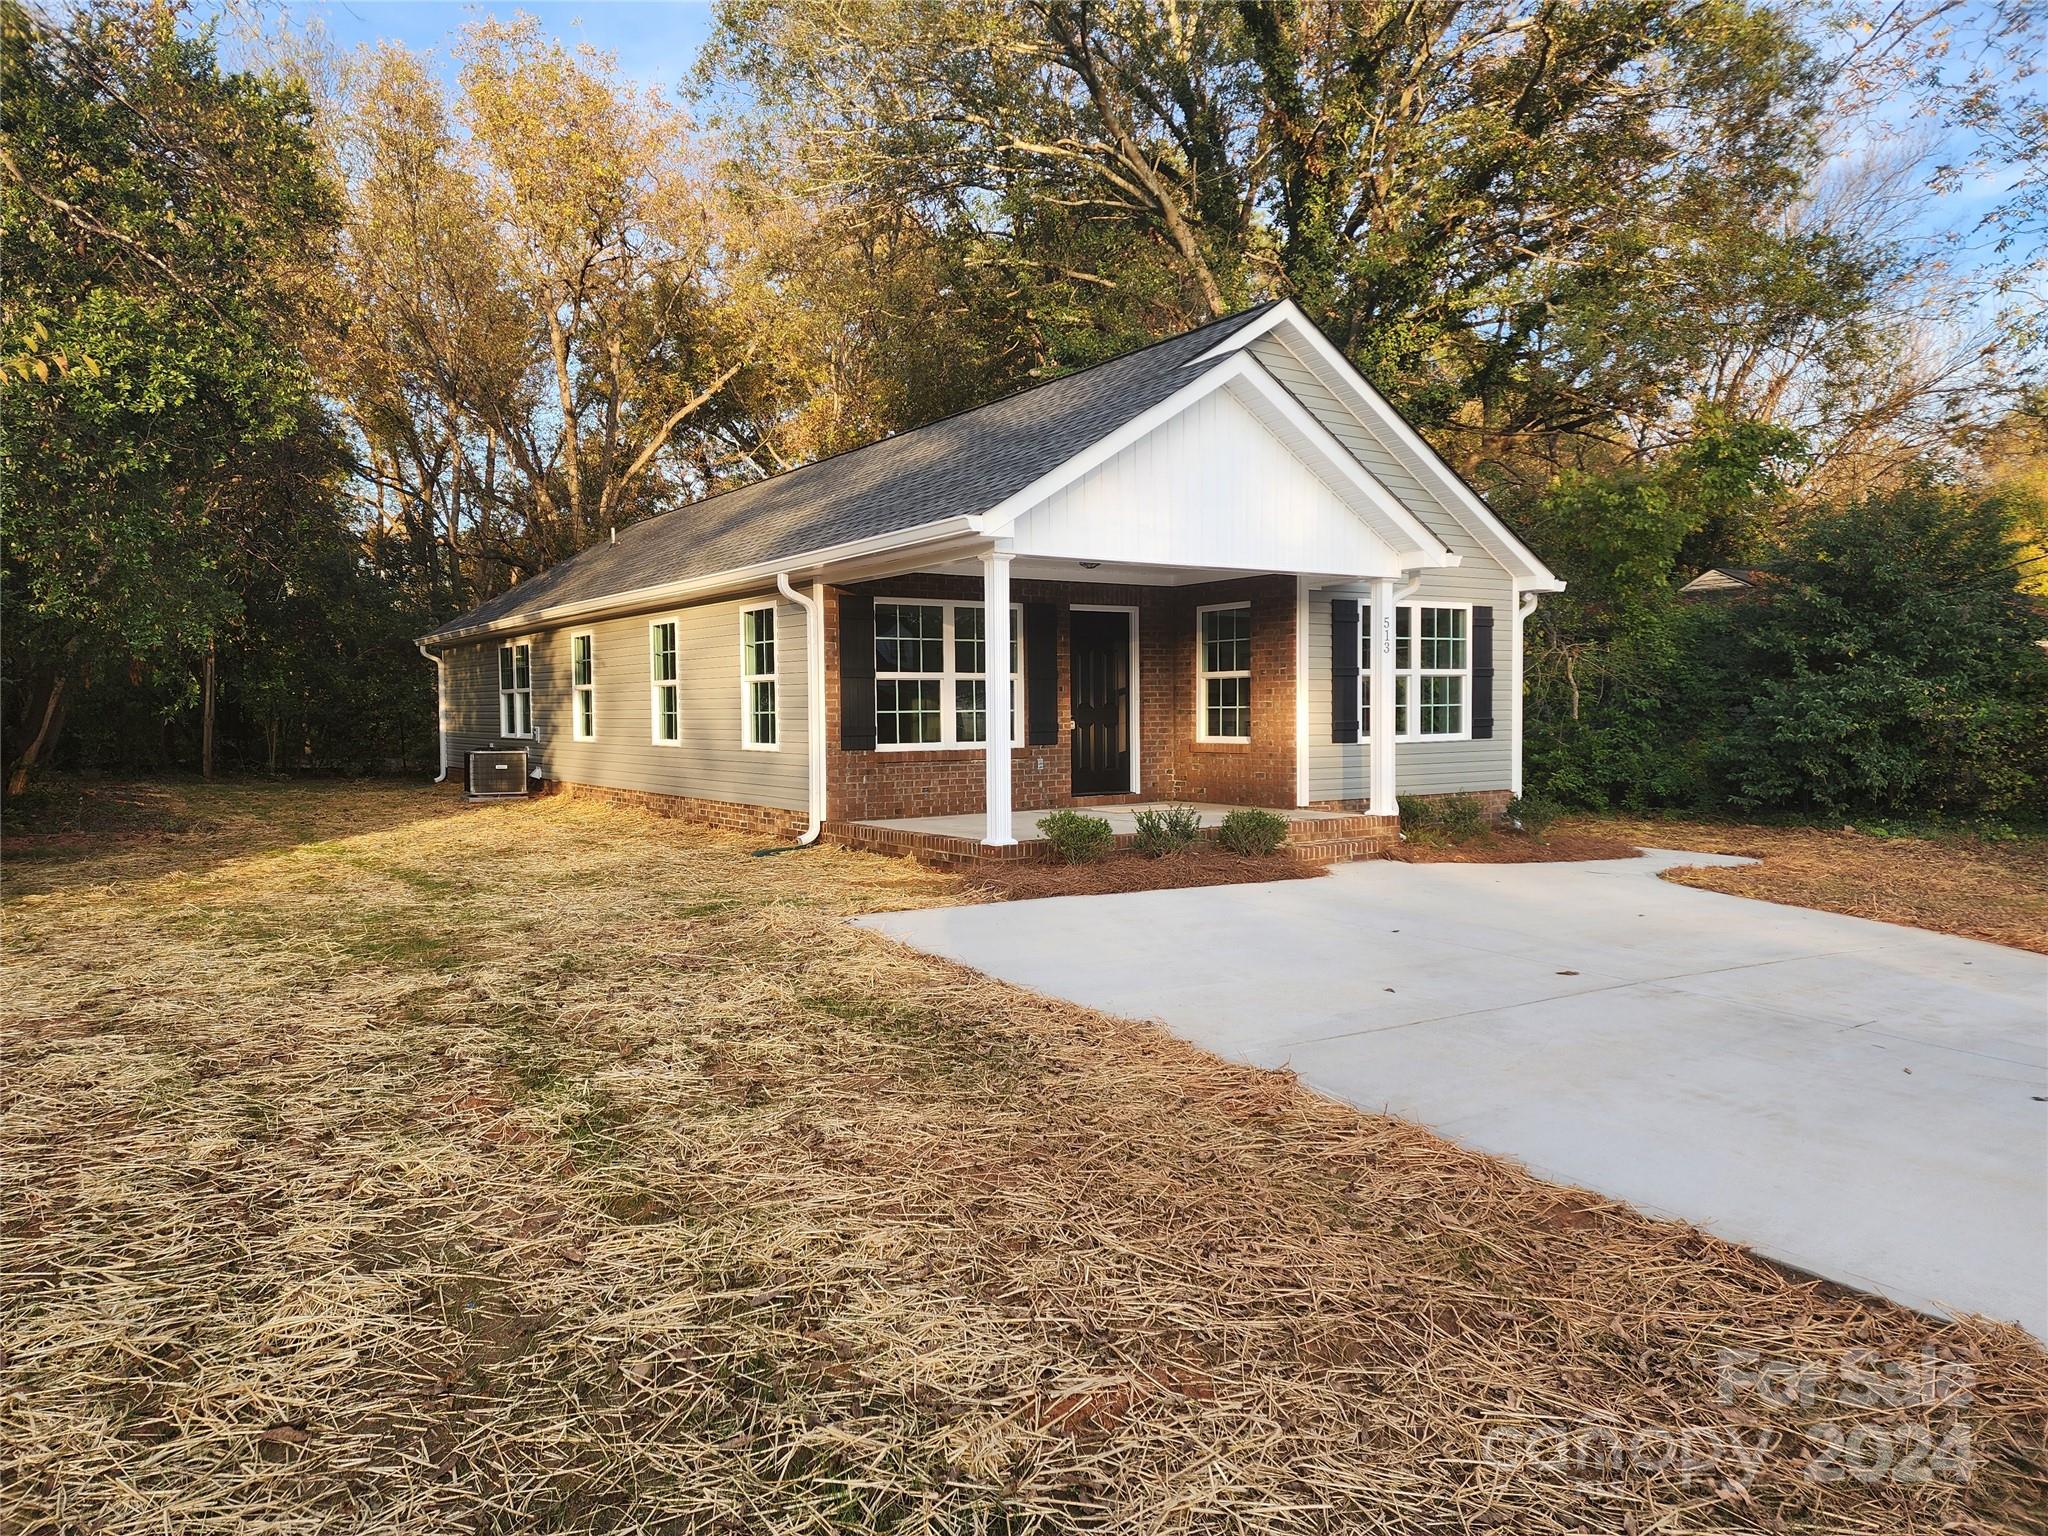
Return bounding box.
[972,349,1456,572]
[1192,301,1565,592]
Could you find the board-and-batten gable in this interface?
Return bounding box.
[439,591,810,813]
[996,369,1433,578]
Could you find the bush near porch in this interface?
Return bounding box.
[5,779,2045,1532]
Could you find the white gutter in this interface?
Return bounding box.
[417,641,450,783]
[777,571,827,845]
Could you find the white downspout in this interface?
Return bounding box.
[1512,590,1539,797]
[417,641,449,783]
[777,572,827,845]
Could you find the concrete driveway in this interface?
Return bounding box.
[858,850,2048,1338]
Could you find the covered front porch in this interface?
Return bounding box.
[826,801,1397,866]
[804,344,1464,850]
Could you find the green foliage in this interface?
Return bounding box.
[1504,793,1562,839]
[1435,796,1490,842]
[1036,810,1115,864]
[1406,794,1489,843]
[1527,479,2048,819]
[1216,808,1288,856]
[1523,418,1804,810]
[1710,484,2048,817]
[1,0,427,786]
[1130,804,1203,858]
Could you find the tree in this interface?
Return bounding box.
[312,17,793,620]
[1714,482,2048,816]
[704,0,1860,466]
[1,0,344,792]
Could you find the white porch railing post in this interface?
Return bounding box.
[981,550,1016,846]
[1369,576,1398,818]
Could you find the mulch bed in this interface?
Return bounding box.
[963,847,1327,900]
[1388,828,1643,864]
[1569,815,2048,955]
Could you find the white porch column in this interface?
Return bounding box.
[981,549,1016,846]
[1368,576,1398,817]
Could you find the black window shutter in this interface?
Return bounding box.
[1470,604,1495,740]
[1330,598,1360,743]
[839,592,876,751]
[1024,602,1059,746]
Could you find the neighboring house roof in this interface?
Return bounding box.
[422,303,1281,645]
[1679,566,1772,597]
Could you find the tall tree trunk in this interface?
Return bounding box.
[201,636,217,780]
[266,716,282,775]
[4,660,73,797]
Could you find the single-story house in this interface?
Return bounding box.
[418,301,1564,860]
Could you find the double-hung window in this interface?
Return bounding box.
[498,641,532,737]
[570,632,596,740]
[1196,603,1251,742]
[874,600,1018,749]
[1361,603,1469,739]
[649,620,680,745]
[741,605,777,748]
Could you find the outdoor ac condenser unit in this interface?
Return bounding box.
[466,749,530,799]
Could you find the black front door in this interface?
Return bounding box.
[1069,609,1131,794]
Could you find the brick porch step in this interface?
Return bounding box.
[1282,834,1397,864]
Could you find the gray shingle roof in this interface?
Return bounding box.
[421,303,1280,644]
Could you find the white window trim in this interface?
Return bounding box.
[873,598,1022,753]
[498,640,533,739]
[1194,601,1252,744]
[649,617,682,747]
[1361,599,1473,744]
[569,629,597,742]
[739,602,780,751]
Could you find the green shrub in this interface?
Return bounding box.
[1216,807,1288,856]
[1435,794,1489,841]
[1504,791,1560,838]
[1397,796,1436,834]
[1130,803,1203,857]
[1036,809,1115,863]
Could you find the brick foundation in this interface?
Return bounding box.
[825,573,1299,821]
[537,779,809,841]
[1308,788,1516,819]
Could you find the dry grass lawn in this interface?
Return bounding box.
[1562,815,2048,956]
[4,779,2045,1533]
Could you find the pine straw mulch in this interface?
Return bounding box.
[963,847,1326,901]
[1388,828,1643,865]
[4,779,2045,1534]
[1561,815,2048,956]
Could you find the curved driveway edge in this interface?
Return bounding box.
[856,850,2048,1339]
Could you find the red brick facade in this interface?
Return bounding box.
[823,573,1299,822]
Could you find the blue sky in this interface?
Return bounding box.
[274,0,718,96]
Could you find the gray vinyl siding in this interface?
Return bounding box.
[439,590,809,812]
[1252,334,1517,799]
